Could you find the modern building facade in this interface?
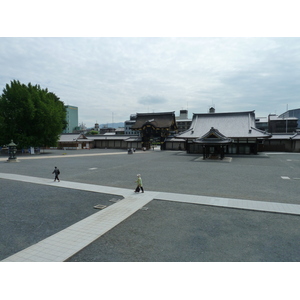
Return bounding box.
[279,108,300,129]
[176,110,192,133]
[256,114,298,133]
[63,105,79,133]
[124,114,138,135]
[267,114,298,133]
[255,117,268,131]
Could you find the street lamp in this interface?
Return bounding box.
[7,140,18,162]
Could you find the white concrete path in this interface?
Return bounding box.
[0,151,130,162]
[1,172,300,262]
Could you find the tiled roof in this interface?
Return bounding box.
[126,137,142,142]
[269,133,300,140]
[176,111,271,139]
[268,134,294,140]
[165,137,186,142]
[131,112,177,129]
[91,135,140,141]
[59,134,93,142]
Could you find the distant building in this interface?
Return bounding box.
[115,127,125,135]
[99,126,116,134]
[256,114,298,133]
[94,122,100,132]
[255,117,268,131]
[124,114,138,135]
[279,108,300,129]
[267,114,298,133]
[176,110,192,133]
[63,105,78,133]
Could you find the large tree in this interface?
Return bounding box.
[0,80,67,148]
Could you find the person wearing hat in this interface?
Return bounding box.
[135,174,144,193]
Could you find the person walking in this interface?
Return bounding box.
[52,166,60,182]
[135,174,144,193]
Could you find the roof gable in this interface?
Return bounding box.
[201,127,228,139]
[195,127,232,144]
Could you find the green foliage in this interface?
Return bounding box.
[87,130,99,135]
[0,80,67,148]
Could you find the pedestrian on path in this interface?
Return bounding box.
[135,174,144,193]
[52,166,60,182]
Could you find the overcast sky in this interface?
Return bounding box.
[1,3,300,128]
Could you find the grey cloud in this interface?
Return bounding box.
[1,37,300,126]
[138,95,168,105]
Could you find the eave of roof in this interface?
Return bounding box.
[92,135,140,141]
[269,133,300,140]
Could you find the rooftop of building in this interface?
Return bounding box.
[131,111,177,129]
[177,110,270,139]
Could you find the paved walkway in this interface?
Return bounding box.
[1,172,300,262]
[0,151,129,162]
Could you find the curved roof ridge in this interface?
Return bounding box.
[136,111,175,116]
[193,110,255,116]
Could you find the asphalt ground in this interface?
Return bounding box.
[1,149,300,262]
[0,179,122,261]
[67,200,300,262]
[2,148,300,203]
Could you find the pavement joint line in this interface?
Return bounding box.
[1,172,300,262]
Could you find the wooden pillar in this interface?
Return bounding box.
[220,146,224,159]
[254,142,258,154]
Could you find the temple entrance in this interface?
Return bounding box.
[131,112,178,150]
[141,125,163,149]
[202,145,226,160]
[193,127,232,160]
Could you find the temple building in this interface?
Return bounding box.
[131,112,178,149]
[58,133,93,150]
[175,109,271,158]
